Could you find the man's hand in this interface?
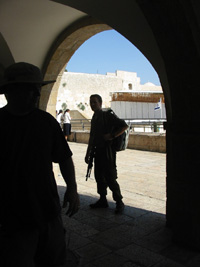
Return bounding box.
[104,133,113,141]
[62,188,80,217]
[85,155,89,164]
[59,157,79,216]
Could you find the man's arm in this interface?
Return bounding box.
[59,157,80,217]
[104,125,128,141]
[85,144,93,164]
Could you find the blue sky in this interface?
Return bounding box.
[66,29,161,86]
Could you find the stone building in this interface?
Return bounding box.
[111,91,166,119]
[0,70,163,117]
[56,70,163,118]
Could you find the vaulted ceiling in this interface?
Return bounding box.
[1,0,200,120]
[0,0,164,78]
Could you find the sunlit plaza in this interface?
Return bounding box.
[53,142,200,267]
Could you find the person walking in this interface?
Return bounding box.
[85,94,128,214]
[63,109,71,140]
[57,109,63,128]
[0,62,79,267]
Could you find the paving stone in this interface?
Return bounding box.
[122,262,143,267]
[75,242,111,264]
[62,216,99,238]
[83,253,129,267]
[116,243,163,266]
[154,258,186,267]
[81,215,118,231]
[134,228,172,252]
[65,249,80,267]
[186,254,200,267]
[52,143,200,266]
[160,245,199,265]
[65,232,92,250]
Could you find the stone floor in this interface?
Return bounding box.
[54,142,200,267]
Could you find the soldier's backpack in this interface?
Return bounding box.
[112,125,130,152]
[104,109,130,152]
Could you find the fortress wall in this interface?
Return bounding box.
[0,71,162,119]
[57,70,162,119]
[68,131,166,153]
[57,72,123,118]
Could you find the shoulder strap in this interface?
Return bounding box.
[102,110,108,132]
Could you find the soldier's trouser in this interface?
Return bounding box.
[94,146,123,202]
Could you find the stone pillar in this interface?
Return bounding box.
[46,71,63,116]
[166,122,200,249]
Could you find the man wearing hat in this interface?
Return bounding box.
[0,62,80,266]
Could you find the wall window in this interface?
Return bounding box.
[128,83,132,90]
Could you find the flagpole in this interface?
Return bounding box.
[160,98,162,119]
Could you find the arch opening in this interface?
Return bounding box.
[39,17,111,115]
[40,17,168,123]
[47,22,167,217]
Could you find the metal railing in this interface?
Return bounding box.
[71,118,166,133]
[71,119,91,132]
[125,118,166,133]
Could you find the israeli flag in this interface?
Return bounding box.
[154,98,161,111]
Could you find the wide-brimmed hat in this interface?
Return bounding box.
[0,62,56,94]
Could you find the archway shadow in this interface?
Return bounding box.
[57,185,200,267]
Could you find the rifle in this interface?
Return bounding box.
[86,147,95,181]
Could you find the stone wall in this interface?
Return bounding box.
[68,131,166,153]
[57,70,162,119]
[57,71,123,118]
[0,70,162,117]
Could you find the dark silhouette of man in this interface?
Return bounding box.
[0,62,79,267]
[85,94,128,214]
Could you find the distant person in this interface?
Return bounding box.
[0,62,80,267]
[63,108,71,140]
[85,94,128,213]
[57,109,63,128]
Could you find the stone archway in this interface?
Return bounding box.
[39,17,111,116]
